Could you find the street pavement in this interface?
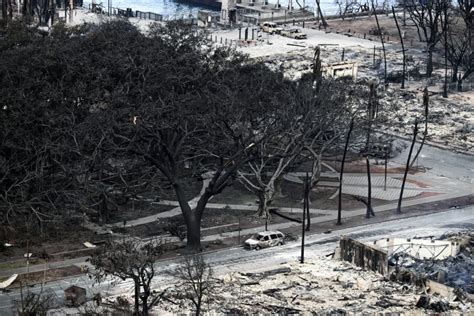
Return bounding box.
[1,141,472,277]
[0,141,472,314]
[1,206,473,315]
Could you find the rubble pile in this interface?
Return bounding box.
[378,88,474,152]
[258,47,473,153]
[258,46,426,82]
[391,232,474,295]
[157,256,472,314]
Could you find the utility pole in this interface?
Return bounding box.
[301,173,309,264]
[384,145,388,191]
[238,215,241,245]
[265,212,268,231]
[442,6,448,98]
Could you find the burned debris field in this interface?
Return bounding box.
[0,0,473,314]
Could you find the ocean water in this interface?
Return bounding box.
[83,0,350,18]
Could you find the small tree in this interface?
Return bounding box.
[88,239,163,315]
[17,282,56,315]
[443,0,472,86]
[404,0,450,77]
[174,255,213,316]
[335,0,364,20]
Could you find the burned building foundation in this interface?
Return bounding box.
[337,233,474,304]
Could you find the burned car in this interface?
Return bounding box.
[245,231,285,250]
[280,28,307,39]
[261,22,283,34]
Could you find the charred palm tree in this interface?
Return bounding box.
[410,87,429,168]
[337,117,354,225]
[397,119,419,213]
[392,6,406,89]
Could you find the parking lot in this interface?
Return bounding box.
[210,25,382,57]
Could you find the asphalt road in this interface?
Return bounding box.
[392,139,474,185]
[1,206,473,315]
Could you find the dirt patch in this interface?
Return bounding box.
[210,181,257,205]
[138,179,203,201]
[0,226,97,264]
[201,208,263,229]
[115,207,326,241]
[9,265,83,289]
[103,203,174,224]
[210,177,386,211]
[404,178,430,188]
[283,181,387,211]
[309,14,426,48]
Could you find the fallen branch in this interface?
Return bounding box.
[269,208,302,223]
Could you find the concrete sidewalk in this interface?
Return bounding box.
[100,170,452,231]
[1,189,470,279]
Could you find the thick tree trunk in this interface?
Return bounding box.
[174,183,206,252]
[183,210,202,252]
[196,297,202,316]
[457,77,463,92]
[134,280,140,315]
[141,292,150,315]
[257,189,274,218]
[451,65,458,82]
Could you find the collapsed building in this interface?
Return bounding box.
[337,232,473,311]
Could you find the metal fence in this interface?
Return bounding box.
[85,3,167,21]
[236,6,315,25]
[134,10,163,21]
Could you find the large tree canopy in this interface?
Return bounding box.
[0,20,361,251]
[0,21,290,245]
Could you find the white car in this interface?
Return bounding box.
[261,22,283,35]
[245,231,285,250]
[280,28,307,39]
